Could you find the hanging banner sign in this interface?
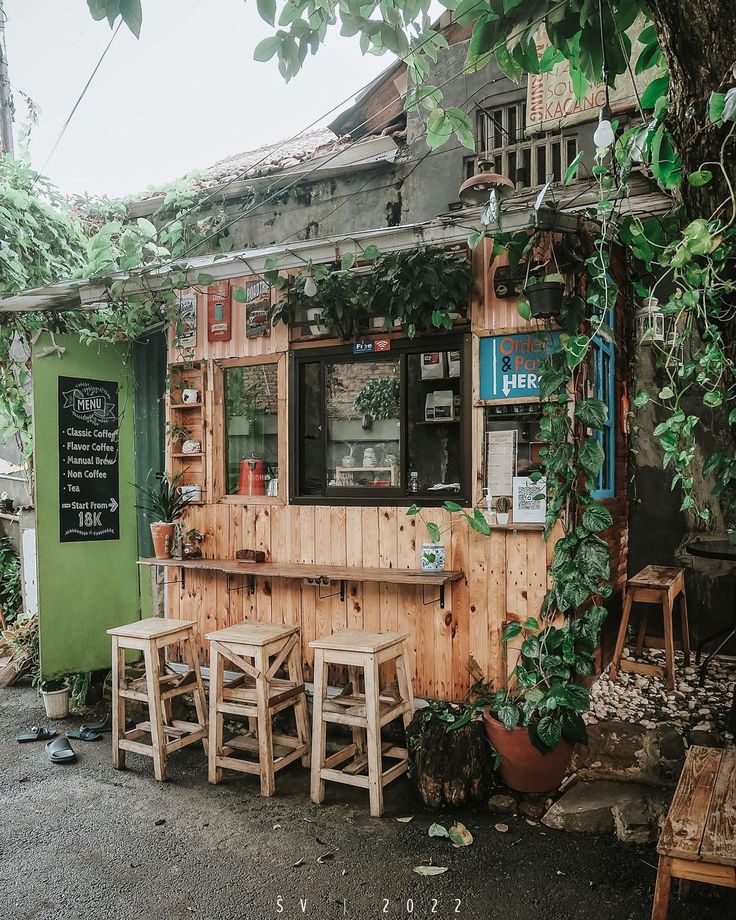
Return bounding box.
[58,376,120,543]
[526,18,659,133]
[479,332,559,401]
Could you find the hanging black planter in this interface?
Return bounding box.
[524,281,565,319]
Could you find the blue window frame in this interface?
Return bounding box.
[591,334,615,499]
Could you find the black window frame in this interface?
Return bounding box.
[289,333,473,507]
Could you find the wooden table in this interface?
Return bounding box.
[138,557,464,609]
[652,745,736,918]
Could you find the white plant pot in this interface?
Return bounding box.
[497,512,510,526]
[42,686,70,719]
[371,314,387,330]
[306,307,329,336]
[421,542,446,572]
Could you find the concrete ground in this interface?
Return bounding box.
[2,684,735,920]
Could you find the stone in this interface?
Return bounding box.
[572,721,685,786]
[542,781,661,835]
[689,729,723,748]
[612,796,667,844]
[519,797,548,821]
[487,792,518,815]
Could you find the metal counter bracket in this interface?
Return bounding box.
[226,573,256,595]
[318,579,346,602]
[422,584,446,609]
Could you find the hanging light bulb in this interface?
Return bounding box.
[304,274,318,297]
[594,104,615,149]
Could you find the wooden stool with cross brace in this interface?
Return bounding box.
[310,628,414,817]
[206,622,310,796]
[107,617,208,781]
[610,565,690,692]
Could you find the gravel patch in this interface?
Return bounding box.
[587,650,735,744]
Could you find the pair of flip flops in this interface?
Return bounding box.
[16,727,79,763]
[48,715,111,763]
[16,712,111,764]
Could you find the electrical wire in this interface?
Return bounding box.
[137,0,500,256]
[42,21,122,171]
[150,1,568,276]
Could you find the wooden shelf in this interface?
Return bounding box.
[167,360,208,503]
[139,557,463,587]
[415,419,461,426]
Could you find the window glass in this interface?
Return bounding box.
[224,363,279,496]
[592,338,615,499]
[292,341,468,503]
[326,360,401,490]
[407,351,463,495]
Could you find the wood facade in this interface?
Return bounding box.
[163,243,627,700]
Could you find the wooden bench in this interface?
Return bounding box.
[652,745,736,918]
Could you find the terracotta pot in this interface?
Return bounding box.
[483,709,573,794]
[150,522,175,559]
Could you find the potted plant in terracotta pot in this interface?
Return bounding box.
[453,607,606,794]
[135,471,188,560]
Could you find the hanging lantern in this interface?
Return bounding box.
[635,296,665,345]
[458,159,514,208]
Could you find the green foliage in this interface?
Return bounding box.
[273,247,471,341]
[0,157,86,295]
[454,609,605,753]
[0,536,22,626]
[134,471,188,523]
[352,375,400,420]
[87,0,142,37]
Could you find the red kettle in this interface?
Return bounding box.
[238,456,266,496]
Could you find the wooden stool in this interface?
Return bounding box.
[206,622,310,796]
[107,617,208,781]
[652,745,736,918]
[310,628,414,817]
[610,565,690,691]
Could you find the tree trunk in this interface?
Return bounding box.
[647,0,736,220]
[406,705,497,808]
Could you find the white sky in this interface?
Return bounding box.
[5,0,391,198]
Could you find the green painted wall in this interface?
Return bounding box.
[33,333,140,677]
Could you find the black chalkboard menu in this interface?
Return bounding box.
[58,376,120,542]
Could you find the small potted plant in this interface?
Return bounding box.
[167,424,190,453]
[135,471,188,559]
[40,677,71,719]
[524,271,566,319]
[406,504,449,571]
[182,527,204,559]
[495,496,512,526]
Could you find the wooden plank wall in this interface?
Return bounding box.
[163,243,626,700]
[171,505,549,700]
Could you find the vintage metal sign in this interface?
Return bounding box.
[175,292,197,350]
[526,21,656,133]
[479,332,559,401]
[58,376,120,542]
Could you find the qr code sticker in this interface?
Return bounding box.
[517,483,541,511]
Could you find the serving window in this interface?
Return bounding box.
[291,336,471,505]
